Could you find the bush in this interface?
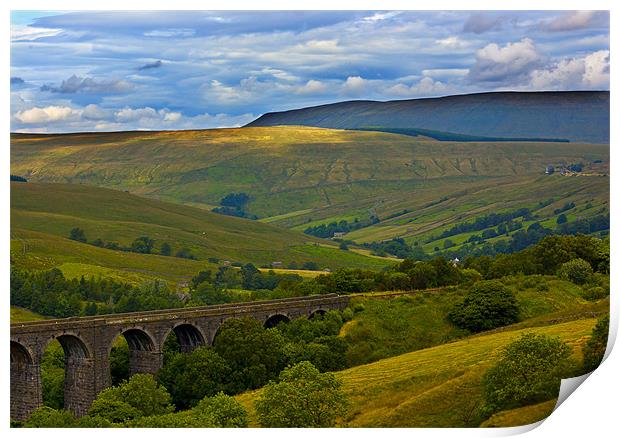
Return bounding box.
[89,374,174,422]
[68,227,87,243]
[583,315,609,373]
[581,286,608,301]
[158,347,230,410]
[24,407,76,427]
[448,280,520,333]
[192,392,248,427]
[255,361,348,427]
[483,333,575,413]
[557,258,593,285]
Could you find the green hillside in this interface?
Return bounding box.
[236,317,598,427]
[11,126,609,248]
[11,182,393,284]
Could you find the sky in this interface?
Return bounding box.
[10,10,610,133]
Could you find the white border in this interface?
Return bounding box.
[3,1,617,437]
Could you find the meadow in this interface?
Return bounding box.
[11,182,394,287]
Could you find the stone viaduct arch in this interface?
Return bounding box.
[10,294,348,420]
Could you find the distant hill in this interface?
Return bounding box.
[247,91,610,144]
[10,182,393,284]
[11,126,609,247]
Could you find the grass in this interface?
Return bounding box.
[480,399,557,427]
[341,276,602,367]
[10,182,393,281]
[11,306,48,322]
[11,127,608,242]
[236,317,599,427]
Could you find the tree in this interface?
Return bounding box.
[88,398,142,423]
[130,236,155,254]
[213,317,288,393]
[90,374,174,422]
[556,214,567,224]
[158,347,230,410]
[175,247,196,259]
[339,241,349,251]
[483,333,575,413]
[68,227,87,243]
[23,407,76,428]
[160,242,172,256]
[557,258,593,285]
[255,361,348,427]
[443,239,455,249]
[448,280,519,333]
[193,392,249,427]
[583,314,609,373]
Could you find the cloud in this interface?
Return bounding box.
[10,77,25,85]
[543,11,609,32]
[529,50,609,89]
[342,76,369,97]
[435,36,466,49]
[295,80,329,95]
[14,105,83,123]
[463,13,505,34]
[467,38,542,84]
[138,60,163,70]
[40,75,134,94]
[144,28,195,38]
[11,24,62,41]
[386,77,448,97]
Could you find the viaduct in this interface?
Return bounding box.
[10,294,349,421]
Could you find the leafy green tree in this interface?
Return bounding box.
[175,247,196,259]
[483,333,575,413]
[109,341,129,386]
[556,214,567,224]
[193,392,249,427]
[40,342,65,410]
[339,241,349,250]
[130,236,155,254]
[160,242,172,256]
[91,374,174,421]
[448,280,519,333]
[88,399,141,423]
[583,314,609,373]
[158,347,230,409]
[213,317,288,393]
[408,262,438,290]
[255,361,348,427]
[68,227,87,243]
[23,407,76,428]
[557,258,593,285]
[124,410,217,428]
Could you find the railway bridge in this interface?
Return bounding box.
[10,294,349,420]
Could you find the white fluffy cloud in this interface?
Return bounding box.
[295,80,329,95]
[14,106,82,124]
[468,38,542,84]
[342,76,369,97]
[530,50,610,89]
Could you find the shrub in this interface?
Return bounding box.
[448,280,520,333]
[89,374,174,422]
[557,258,593,285]
[255,361,348,427]
[24,407,76,427]
[583,315,609,373]
[158,347,230,410]
[192,392,248,427]
[483,333,575,413]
